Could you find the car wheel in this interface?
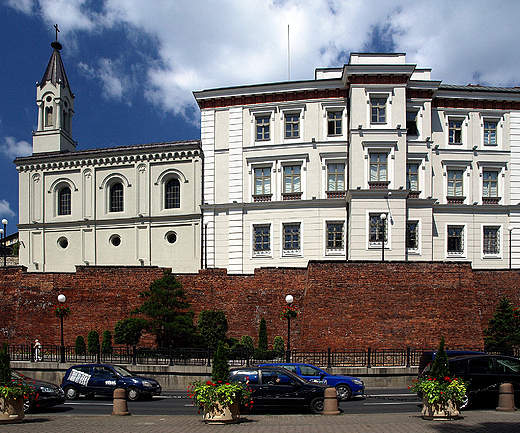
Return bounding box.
[335,384,352,401]
[23,397,35,413]
[64,385,79,400]
[126,386,140,401]
[309,397,324,414]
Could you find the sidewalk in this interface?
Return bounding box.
[4,411,520,433]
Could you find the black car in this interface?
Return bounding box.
[422,354,520,408]
[418,350,486,375]
[11,371,65,413]
[229,366,337,414]
[61,364,161,401]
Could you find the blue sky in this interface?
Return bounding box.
[2,0,520,235]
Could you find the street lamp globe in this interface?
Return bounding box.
[508,225,514,232]
[58,294,66,303]
[1,219,7,226]
[380,213,387,221]
[285,294,294,305]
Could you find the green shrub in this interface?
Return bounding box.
[75,336,86,355]
[273,336,285,357]
[87,330,100,354]
[212,341,229,383]
[430,336,450,380]
[258,318,268,351]
[197,310,229,349]
[240,335,254,352]
[0,343,11,386]
[101,330,113,354]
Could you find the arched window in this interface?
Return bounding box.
[165,178,180,209]
[45,106,53,127]
[58,186,71,215]
[110,182,124,212]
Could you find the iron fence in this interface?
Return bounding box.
[8,344,516,368]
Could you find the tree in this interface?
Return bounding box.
[484,296,520,349]
[87,330,100,354]
[197,310,228,348]
[240,335,254,352]
[273,336,285,358]
[257,318,268,351]
[75,336,86,355]
[114,318,147,347]
[101,330,113,354]
[430,336,450,381]
[212,341,229,383]
[132,271,196,348]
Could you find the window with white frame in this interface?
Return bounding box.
[253,224,271,257]
[327,111,342,136]
[165,178,180,209]
[327,163,345,196]
[58,186,71,216]
[326,222,344,252]
[285,113,300,138]
[253,167,271,201]
[109,182,124,212]
[370,153,388,183]
[256,115,270,141]
[406,111,419,135]
[282,165,301,199]
[447,225,464,255]
[370,98,386,124]
[483,226,500,255]
[369,213,387,245]
[406,163,419,192]
[482,171,498,198]
[407,221,419,251]
[283,223,301,255]
[447,169,464,198]
[484,121,497,145]
[448,119,463,144]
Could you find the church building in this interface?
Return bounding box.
[15,38,202,273]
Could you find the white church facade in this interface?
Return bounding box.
[15,39,202,273]
[14,39,520,273]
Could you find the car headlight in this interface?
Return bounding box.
[352,380,364,386]
[142,381,153,388]
[40,386,55,393]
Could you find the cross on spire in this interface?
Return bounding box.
[54,24,60,41]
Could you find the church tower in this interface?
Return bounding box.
[32,27,76,154]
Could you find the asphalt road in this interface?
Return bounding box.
[26,388,423,417]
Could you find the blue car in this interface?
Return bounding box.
[258,363,364,400]
[61,364,161,401]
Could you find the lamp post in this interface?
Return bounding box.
[508,226,514,270]
[285,294,293,362]
[58,294,66,363]
[380,213,387,261]
[1,218,7,266]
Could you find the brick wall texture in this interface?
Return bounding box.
[1,261,519,350]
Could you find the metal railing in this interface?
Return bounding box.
[7,344,516,368]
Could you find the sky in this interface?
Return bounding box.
[1,0,520,234]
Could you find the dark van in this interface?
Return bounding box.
[418,350,486,375]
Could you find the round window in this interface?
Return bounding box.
[110,234,121,247]
[58,237,68,249]
[46,96,52,102]
[166,232,177,244]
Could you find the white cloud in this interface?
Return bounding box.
[9,0,520,117]
[1,136,32,159]
[0,200,15,219]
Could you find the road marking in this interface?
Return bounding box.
[364,402,420,405]
[64,402,113,406]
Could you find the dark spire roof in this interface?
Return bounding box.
[40,39,71,90]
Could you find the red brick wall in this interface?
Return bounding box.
[1,262,518,350]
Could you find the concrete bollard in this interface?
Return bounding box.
[496,383,517,412]
[322,387,340,415]
[111,388,131,416]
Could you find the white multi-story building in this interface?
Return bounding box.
[14,39,520,273]
[194,53,520,273]
[15,39,202,273]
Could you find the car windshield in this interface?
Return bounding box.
[496,358,520,374]
[112,365,134,377]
